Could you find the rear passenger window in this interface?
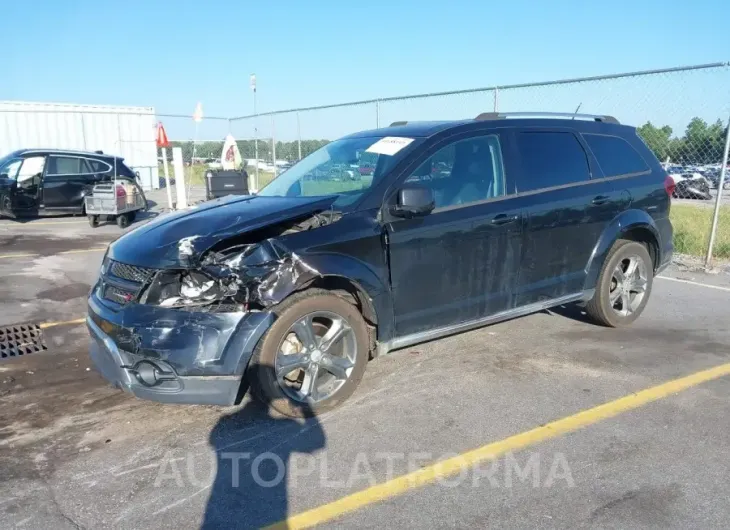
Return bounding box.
[516,132,590,192]
[583,134,649,177]
[47,156,81,175]
[80,159,94,174]
[88,159,111,174]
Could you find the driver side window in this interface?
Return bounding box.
[405,135,505,209]
[17,157,46,190]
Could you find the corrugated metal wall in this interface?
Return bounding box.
[0,101,159,190]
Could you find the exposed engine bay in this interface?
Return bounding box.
[140,211,342,312]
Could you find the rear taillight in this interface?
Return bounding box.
[664,175,675,197]
[115,184,127,198]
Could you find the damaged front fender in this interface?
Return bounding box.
[146,237,327,311]
[202,239,323,307]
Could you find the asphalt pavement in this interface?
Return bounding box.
[1,214,730,529]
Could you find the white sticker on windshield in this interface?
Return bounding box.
[366,136,414,156]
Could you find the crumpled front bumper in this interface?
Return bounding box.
[86,293,274,405]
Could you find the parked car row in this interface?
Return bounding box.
[663,163,729,200]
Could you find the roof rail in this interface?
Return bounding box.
[389,121,408,127]
[475,112,619,124]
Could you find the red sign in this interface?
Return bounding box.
[156,122,170,148]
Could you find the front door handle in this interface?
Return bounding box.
[490,214,519,225]
[592,195,610,205]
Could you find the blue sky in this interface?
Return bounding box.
[5,0,730,140]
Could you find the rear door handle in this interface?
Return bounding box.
[490,214,519,225]
[592,195,610,205]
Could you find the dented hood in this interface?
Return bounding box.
[108,194,337,268]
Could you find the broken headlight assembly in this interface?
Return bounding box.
[141,270,244,311]
[140,238,322,313]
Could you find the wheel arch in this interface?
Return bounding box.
[303,275,378,325]
[233,252,392,401]
[292,252,394,343]
[584,209,661,291]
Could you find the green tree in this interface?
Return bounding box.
[637,121,673,162]
[637,117,727,165]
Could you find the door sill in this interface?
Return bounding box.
[381,292,584,355]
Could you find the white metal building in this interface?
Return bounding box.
[0,101,159,190]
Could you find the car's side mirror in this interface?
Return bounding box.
[391,185,435,218]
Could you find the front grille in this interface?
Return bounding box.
[103,284,137,305]
[108,260,156,283]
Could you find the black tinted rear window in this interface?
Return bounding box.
[89,159,111,173]
[114,160,136,178]
[516,132,590,192]
[583,134,649,177]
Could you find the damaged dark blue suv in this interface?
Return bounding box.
[87,112,673,416]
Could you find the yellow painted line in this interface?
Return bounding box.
[0,247,107,260]
[39,318,86,329]
[59,247,108,255]
[0,252,38,259]
[0,220,89,226]
[269,362,730,529]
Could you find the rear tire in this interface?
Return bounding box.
[116,213,130,228]
[248,289,369,417]
[88,215,99,228]
[585,240,653,327]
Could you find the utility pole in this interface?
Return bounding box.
[297,112,302,160]
[705,114,730,267]
[250,74,259,191]
[271,116,276,178]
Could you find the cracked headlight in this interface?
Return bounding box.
[144,271,224,307]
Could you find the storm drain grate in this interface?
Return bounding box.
[0,324,48,359]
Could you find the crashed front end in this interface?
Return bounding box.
[87,198,339,405]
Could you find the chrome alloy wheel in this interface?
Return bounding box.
[275,311,357,403]
[609,255,648,317]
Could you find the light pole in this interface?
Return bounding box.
[250,74,259,191]
[297,112,302,160]
[271,116,276,178]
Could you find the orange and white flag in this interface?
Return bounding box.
[193,102,203,122]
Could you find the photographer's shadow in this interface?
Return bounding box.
[202,368,326,529]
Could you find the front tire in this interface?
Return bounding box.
[248,289,369,417]
[585,240,653,327]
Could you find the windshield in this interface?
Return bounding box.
[257,136,420,209]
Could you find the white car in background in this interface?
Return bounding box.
[668,171,712,200]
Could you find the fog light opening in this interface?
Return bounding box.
[134,361,161,387]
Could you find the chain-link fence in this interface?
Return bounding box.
[2,63,729,265]
[228,62,730,265]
